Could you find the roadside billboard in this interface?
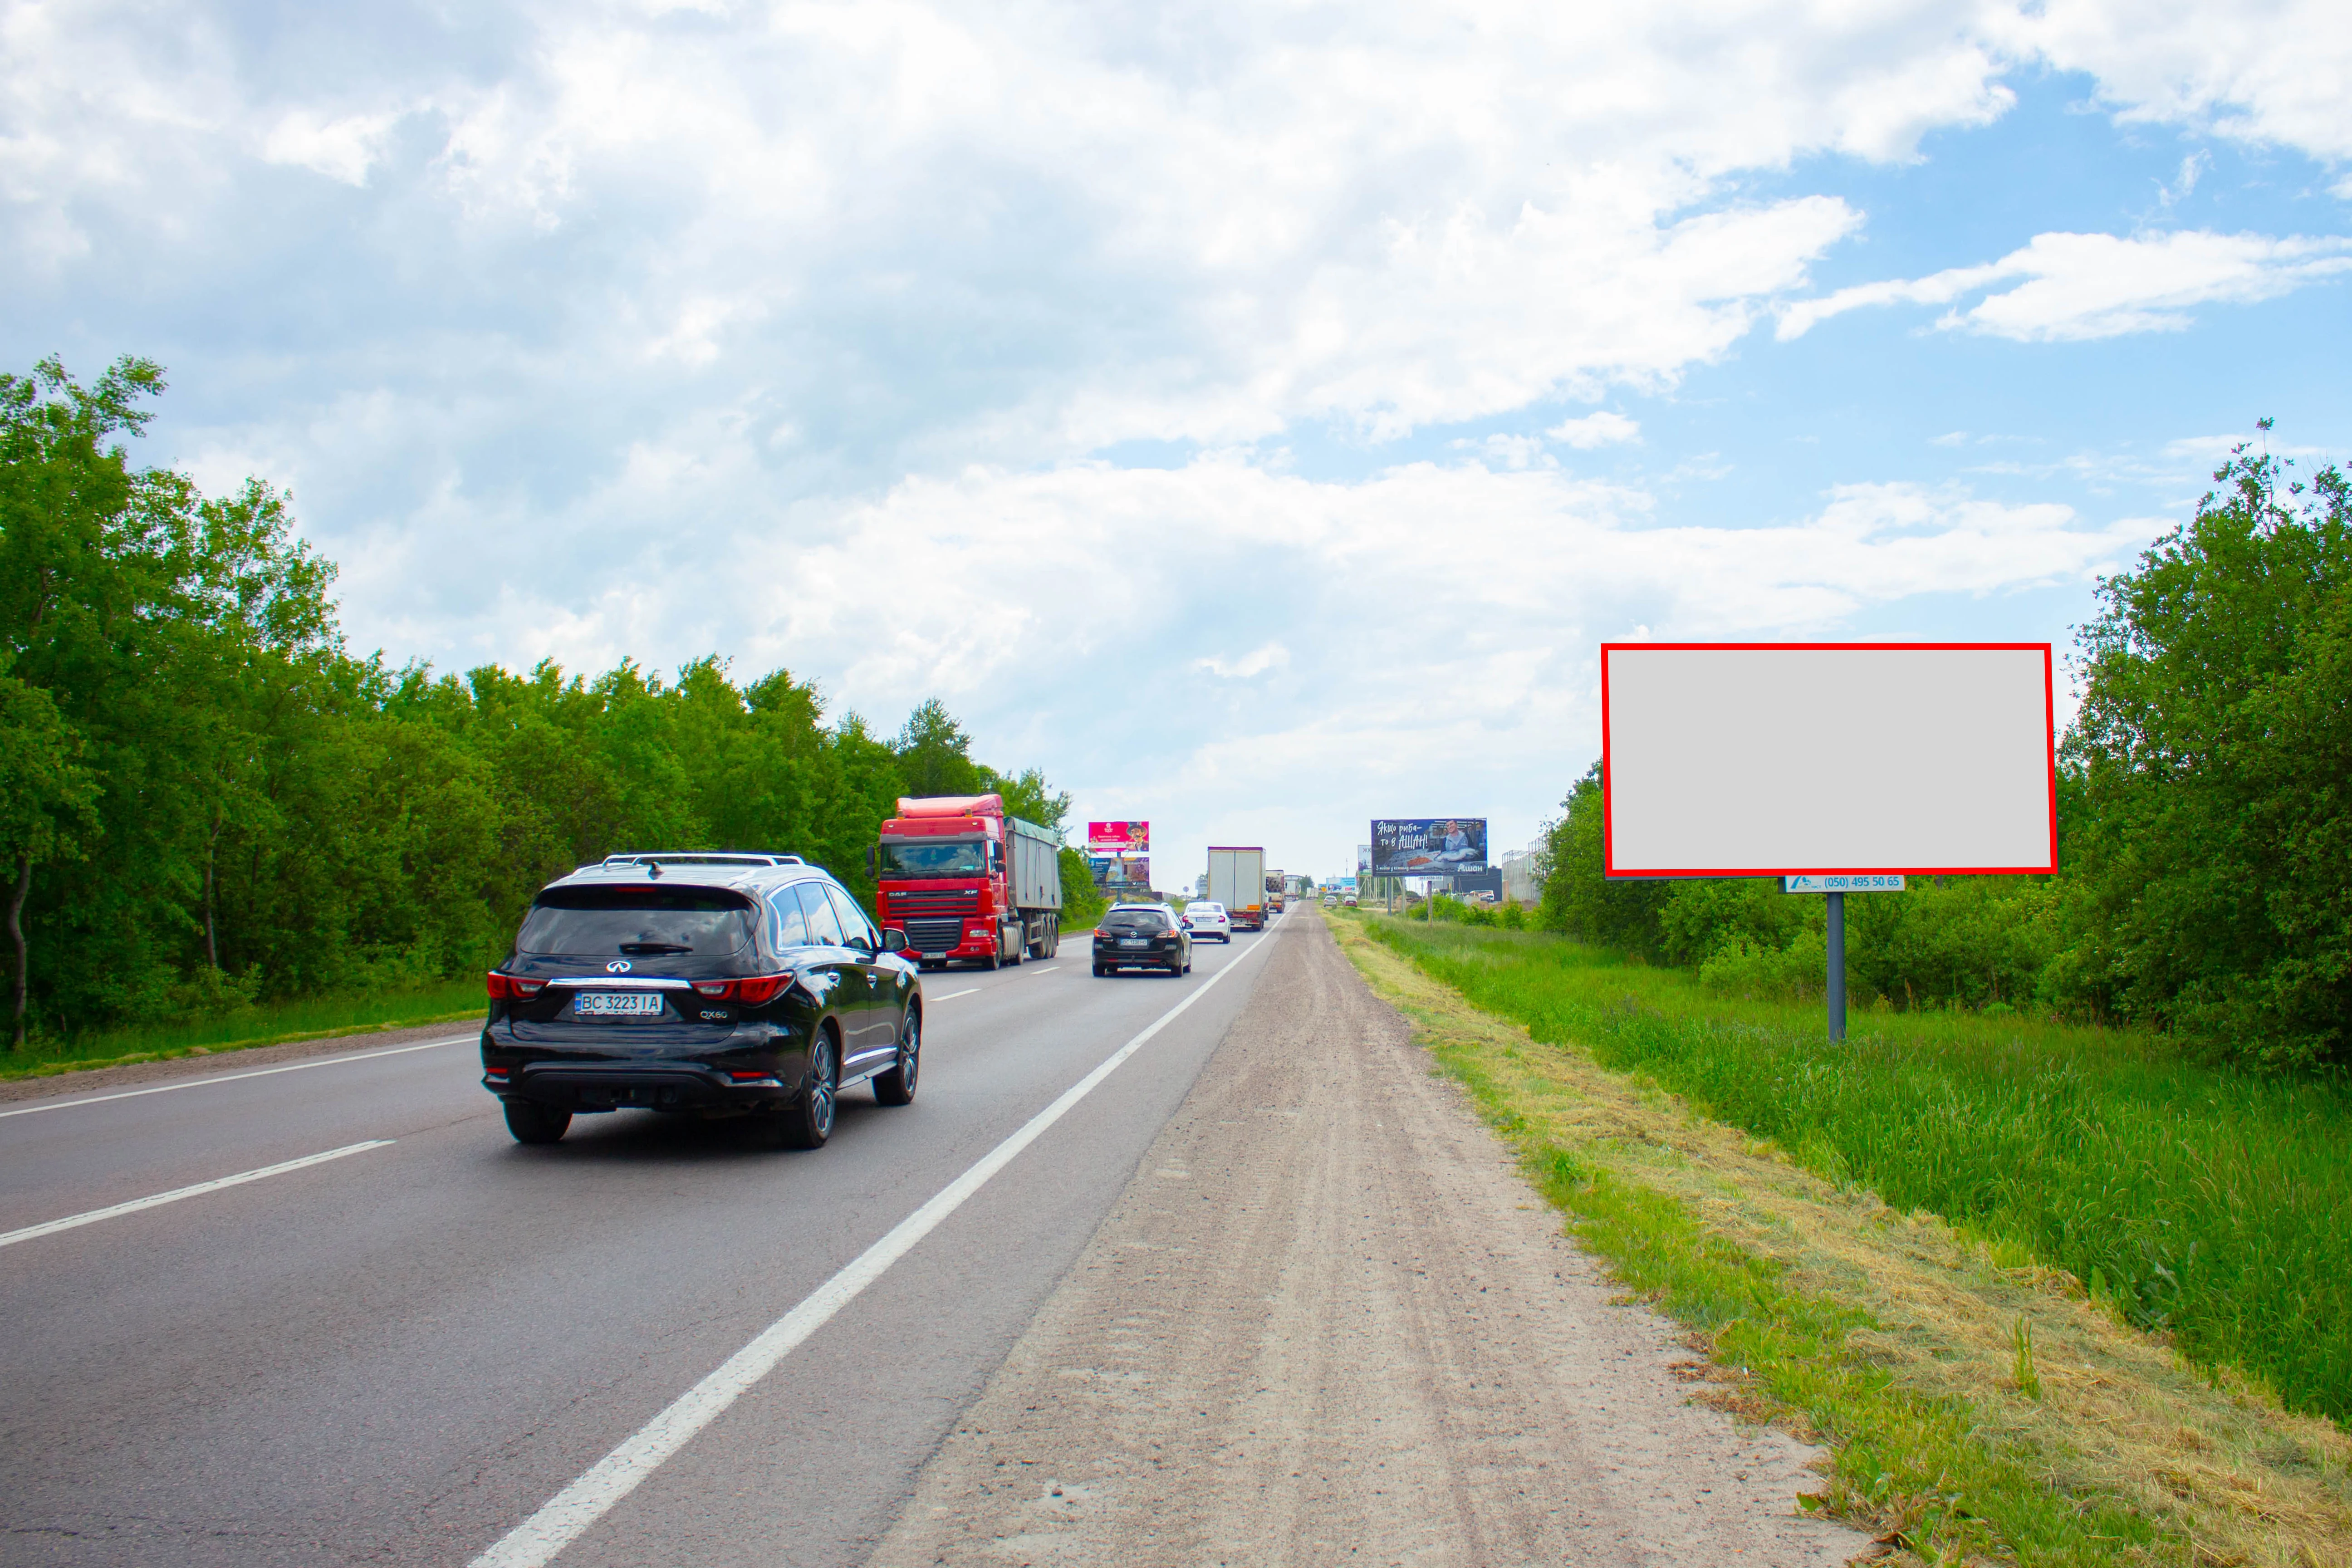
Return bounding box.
[1600,642,2057,877]
[1369,818,1489,876]
[1088,852,1152,891]
[1087,821,1150,851]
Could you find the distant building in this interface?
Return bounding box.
[1500,839,1544,905]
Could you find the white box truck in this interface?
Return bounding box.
[1208,846,1268,930]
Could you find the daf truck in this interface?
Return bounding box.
[872,794,1063,968]
[1208,846,1268,930]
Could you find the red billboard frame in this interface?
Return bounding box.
[1599,641,2059,879]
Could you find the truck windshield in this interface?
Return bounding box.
[879,839,988,877]
[516,887,757,957]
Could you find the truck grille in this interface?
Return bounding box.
[903,918,965,952]
[888,889,980,916]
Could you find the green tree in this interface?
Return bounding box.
[987,765,1072,834]
[1536,762,1671,956]
[2066,431,2352,1066]
[0,668,96,1044]
[894,697,985,797]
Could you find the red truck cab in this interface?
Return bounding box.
[872,794,1065,970]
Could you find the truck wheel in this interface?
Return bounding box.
[504,1101,570,1145]
[1047,917,1060,957]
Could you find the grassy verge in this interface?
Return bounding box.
[1323,907,2352,1568]
[1,978,484,1082]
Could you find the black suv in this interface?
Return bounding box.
[1092,902,1192,976]
[482,853,920,1149]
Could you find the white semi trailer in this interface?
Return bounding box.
[1207,845,1268,930]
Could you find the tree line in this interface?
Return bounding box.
[1537,428,2352,1072]
[0,358,1093,1047]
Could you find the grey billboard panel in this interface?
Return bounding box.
[1369,818,1489,876]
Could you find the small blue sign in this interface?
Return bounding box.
[1781,875,1907,894]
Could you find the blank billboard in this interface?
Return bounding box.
[1602,643,2056,877]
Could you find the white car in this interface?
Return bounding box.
[1181,902,1234,942]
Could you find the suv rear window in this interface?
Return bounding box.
[1103,910,1172,933]
[517,886,758,957]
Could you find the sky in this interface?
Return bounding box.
[7,0,2351,887]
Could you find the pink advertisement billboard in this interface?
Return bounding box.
[1087,820,1150,851]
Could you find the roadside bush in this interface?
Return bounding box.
[1696,929,1827,1003]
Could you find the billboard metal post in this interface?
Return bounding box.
[1826,892,1846,1042]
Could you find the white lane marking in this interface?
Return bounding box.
[470,917,1285,1568]
[928,988,982,1002]
[0,1036,475,1120]
[1027,965,1059,975]
[0,1140,396,1250]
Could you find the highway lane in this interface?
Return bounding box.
[0,916,1293,1567]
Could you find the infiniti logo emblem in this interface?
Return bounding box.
[606,960,632,974]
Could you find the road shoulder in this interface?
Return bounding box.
[868,907,1868,1566]
[0,1021,475,1107]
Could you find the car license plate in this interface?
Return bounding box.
[1120,939,1146,948]
[575,992,664,1018]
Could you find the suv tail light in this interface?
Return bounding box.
[690,975,792,1005]
[486,972,545,1000]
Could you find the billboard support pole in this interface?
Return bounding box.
[1826,891,1847,1042]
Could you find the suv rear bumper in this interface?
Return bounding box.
[485,1061,796,1113]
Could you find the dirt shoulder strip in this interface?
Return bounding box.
[869,904,1869,1566]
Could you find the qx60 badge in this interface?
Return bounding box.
[607,960,632,974]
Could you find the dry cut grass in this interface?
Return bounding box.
[1325,909,2352,1568]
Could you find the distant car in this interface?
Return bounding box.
[1181,902,1233,942]
[1343,893,1358,906]
[480,854,921,1150]
[1093,903,1193,976]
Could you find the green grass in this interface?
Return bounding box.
[1355,914,2352,1431]
[1,978,485,1082]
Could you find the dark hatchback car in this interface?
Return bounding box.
[1091,902,1192,976]
[482,853,921,1150]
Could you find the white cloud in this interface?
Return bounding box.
[1195,643,1291,680]
[0,0,2008,455]
[1547,411,1642,449]
[1455,434,1554,470]
[2154,150,2210,211]
[1991,0,2352,162]
[651,455,2150,881]
[1779,230,2352,342]
[261,109,399,185]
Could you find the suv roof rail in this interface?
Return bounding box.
[599,852,806,868]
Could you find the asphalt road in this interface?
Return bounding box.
[0,916,1292,1567]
